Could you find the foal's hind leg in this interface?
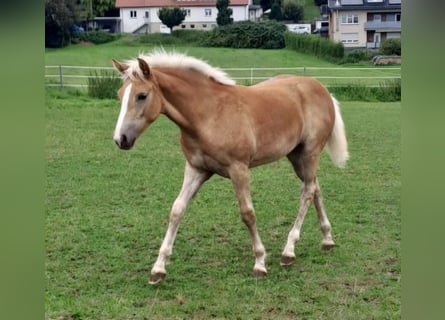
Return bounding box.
[150,161,211,285]
[280,177,317,266]
[314,179,335,250]
[281,149,334,266]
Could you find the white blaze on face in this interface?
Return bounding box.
[114,83,132,141]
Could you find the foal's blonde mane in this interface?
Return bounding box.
[122,49,236,86]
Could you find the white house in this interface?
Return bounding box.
[115,0,263,34]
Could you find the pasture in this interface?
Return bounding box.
[45,87,400,319]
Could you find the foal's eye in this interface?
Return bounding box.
[136,93,148,102]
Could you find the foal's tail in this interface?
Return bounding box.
[325,96,349,168]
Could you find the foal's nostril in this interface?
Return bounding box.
[121,134,128,145]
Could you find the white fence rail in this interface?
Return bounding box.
[45,65,401,88]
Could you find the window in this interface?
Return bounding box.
[373,14,381,22]
[130,10,137,18]
[341,15,359,24]
[184,9,191,17]
[205,9,212,16]
[342,0,363,4]
[341,33,359,43]
[386,14,395,21]
[202,24,207,28]
[145,11,149,19]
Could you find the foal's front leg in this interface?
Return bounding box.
[229,164,267,278]
[149,162,210,285]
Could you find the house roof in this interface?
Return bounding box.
[328,0,401,11]
[115,0,249,8]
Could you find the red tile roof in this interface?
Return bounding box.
[115,0,249,8]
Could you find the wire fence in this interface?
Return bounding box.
[45,65,401,88]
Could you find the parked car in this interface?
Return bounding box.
[286,24,311,35]
[71,25,84,33]
[312,26,329,37]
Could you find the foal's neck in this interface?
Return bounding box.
[155,68,215,133]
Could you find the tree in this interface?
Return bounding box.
[258,0,272,11]
[91,0,116,17]
[314,0,327,5]
[157,7,186,33]
[282,0,304,22]
[45,0,80,47]
[216,0,233,26]
[269,0,283,21]
[77,0,117,19]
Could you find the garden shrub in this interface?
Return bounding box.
[329,78,401,102]
[87,69,121,99]
[343,50,367,63]
[136,30,209,46]
[379,38,401,56]
[204,21,287,49]
[74,31,119,45]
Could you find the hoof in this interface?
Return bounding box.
[280,255,296,267]
[252,268,267,278]
[322,242,335,251]
[149,272,166,285]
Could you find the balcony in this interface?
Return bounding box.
[364,20,401,31]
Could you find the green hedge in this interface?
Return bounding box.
[203,21,287,49]
[284,32,344,62]
[73,31,120,45]
[135,30,209,46]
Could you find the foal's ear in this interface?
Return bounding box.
[112,59,129,74]
[137,58,151,78]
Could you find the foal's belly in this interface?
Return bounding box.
[249,139,298,168]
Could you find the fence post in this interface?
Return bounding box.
[58,65,64,88]
[250,68,253,85]
[303,67,306,76]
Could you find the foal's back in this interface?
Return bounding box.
[233,75,335,167]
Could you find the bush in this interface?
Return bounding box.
[73,31,119,45]
[342,49,375,63]
[379,38,401,56]
[203,21,287,49]
[284,32,344,61]
[282,0,304,22]
[375,78,401,101]
[87,69,121,99]
[329,78,401,102]
[136,30,209,46]
[172,30,211,44]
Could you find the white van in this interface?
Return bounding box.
[286,24,311,35]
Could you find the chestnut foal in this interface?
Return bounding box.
[111,50,348,284]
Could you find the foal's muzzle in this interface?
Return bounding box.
[114,134,135,150]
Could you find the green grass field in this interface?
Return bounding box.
[45,88,400,319]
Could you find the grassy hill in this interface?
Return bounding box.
[302,0,323,21]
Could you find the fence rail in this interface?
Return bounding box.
[45,65,401,88]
